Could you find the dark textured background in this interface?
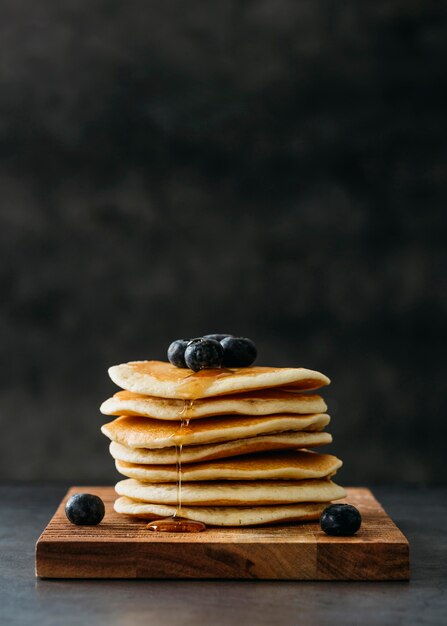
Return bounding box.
[1,1,446,484]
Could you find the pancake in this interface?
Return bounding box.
[109,431,332,464]
[114,497,326,526]
[115,477,346,505]
[100,389,327,420]
[108,360,330,399]
[115,450,342,482]
[101,413,331,449]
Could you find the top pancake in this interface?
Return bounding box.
[108,360,330,399]
[100,389,327,420]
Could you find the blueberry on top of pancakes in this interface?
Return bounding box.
[168,334,257,371]
[203,333,233,342]
[184,338,224,372]
[221,337,257,367]
[167,339,190,368]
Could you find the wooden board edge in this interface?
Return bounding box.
[35,538,410,581]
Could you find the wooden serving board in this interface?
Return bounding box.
[35,487,409,580]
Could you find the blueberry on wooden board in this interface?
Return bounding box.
[220,337,257,367]
[167,339,190,368]
[184,338,224,372]
[65,493,105,526]
[320,504,362,536]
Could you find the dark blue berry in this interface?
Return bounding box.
[220,336,257,367]
[320,504,362,536]
[65,493,105,526]
[167,339,190,368]
[202,333,233,341]
[184,338,223,372]
[203,333,233,342]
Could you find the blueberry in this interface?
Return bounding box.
[203,333,233,342]
[220,336,257,367]
[65,493,105,526]
[184,338,223,372]
[320,504,362,536]
[167,339,190,368]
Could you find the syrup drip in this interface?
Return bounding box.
[175,436,183,517]
[178,398,194,418]
[147,518,206,532]
[147,398,206,533]
[177,369,231,400]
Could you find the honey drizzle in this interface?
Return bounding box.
[174,427,184,518]
[174,400,194,517]
[177,369,231,400]
[147,398,205,533]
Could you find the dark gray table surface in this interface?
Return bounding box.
[1,486,446,626]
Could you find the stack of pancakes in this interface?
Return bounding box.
[100,360,346,526]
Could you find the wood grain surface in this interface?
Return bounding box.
[35,487,409,580]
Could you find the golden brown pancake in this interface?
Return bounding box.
[115,477,346,505]
[108,360,330,399]
[114,497,327,526]
[100,388,327,420]
[109,431,332,464]
[115,450,342,482]
[101,413,331,448]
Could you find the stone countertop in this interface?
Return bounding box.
[1,486,446,626]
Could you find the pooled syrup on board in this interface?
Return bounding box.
[147,397,206,532]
